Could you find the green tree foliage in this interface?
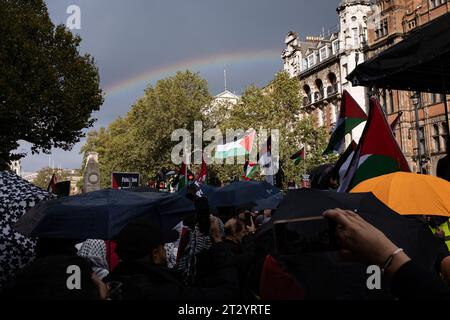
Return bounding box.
[213,71,335,186]
[0,0,103,169]
[80,71,210,187]
[32,167,69,190]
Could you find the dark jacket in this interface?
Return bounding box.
[221,236,256,299]
[391,260,450,300]
[106,242,239,300]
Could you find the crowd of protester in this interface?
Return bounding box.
[2,200,450,300]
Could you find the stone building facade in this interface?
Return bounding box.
[282,0,372,145]
[366,0,450,174]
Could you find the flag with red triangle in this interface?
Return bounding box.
[47,173,57,193]
[173,161,188,190]
[333,140,357,187]
[215,130,256,159]
[243,160,259,180]
[338,98,410,192]
[195,156,207,183]
[290,147,305,165]
[323,90,367,154]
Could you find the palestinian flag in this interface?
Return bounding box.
[215,130,256,159]
[338,98,410,192]
[195,157,207,183]
[290,148,305,165]
[332,140,357,187]
[47,173,57,193]
[323,90,367,155]
[173,161,188,190]
[243,161,258,180]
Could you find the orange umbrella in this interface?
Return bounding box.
[351,172,450,217]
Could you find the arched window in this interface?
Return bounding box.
[303,85,311,105]
[433,124,441,152]
[315,79,324,100]
[327,73,338,96]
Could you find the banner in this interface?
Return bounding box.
[111,172,140,190]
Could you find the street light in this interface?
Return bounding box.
[410,91,422,173]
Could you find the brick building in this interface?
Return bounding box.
[366,0,450,173]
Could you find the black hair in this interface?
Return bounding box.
[1,255,100,300]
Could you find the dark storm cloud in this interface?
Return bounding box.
[20,0,340,172]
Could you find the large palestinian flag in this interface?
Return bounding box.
[338,98,410,192]
[323,90,367,155]
[215,130,256,159]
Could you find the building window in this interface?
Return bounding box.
[433,124,441,152]
[430,93,437,105]
[316,79,324,100]
[376,18,389,39]
[442,121,449,151]
[303,85,311,105]
[419,127,426,155]
[430,0,447,9]
[343,64,348,79]
[352,28,359,46]
[319,46,328,61]
[327,73,338,96]
[302,58,308,71]
[332,40,339,55]
[307,54,314,68]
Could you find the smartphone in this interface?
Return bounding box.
[273,216,338,256]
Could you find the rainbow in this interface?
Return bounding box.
[104,48,282,97]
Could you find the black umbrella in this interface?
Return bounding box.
[15,188,195,240]
[206,181,281,211]
[347,12,450,94]
[347,12,450,132]
[255,189,441,299]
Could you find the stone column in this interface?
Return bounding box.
[83,152,100,193]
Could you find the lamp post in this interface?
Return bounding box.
[411,92,422,173]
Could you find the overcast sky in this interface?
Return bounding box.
[19,0,340,173]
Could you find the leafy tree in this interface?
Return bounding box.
[80,71,210,186]
[0,0,103,169]
[213,72,335,187]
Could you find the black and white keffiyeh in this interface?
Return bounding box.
[77,239,109,279]
[0,171,55,287]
